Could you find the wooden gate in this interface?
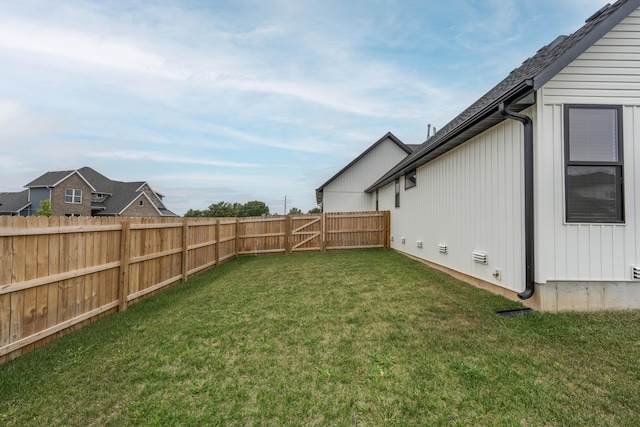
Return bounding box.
[290,215,322,252]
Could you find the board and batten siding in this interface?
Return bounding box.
[537,7,640,283]
[322,138,409,212]
[385,118,526,294]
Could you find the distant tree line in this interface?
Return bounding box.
[184,201,322,217]
[184,201,270,217]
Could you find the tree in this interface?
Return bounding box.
[37,199,53,217]
[307,207,322,214]
[288,207,302,215]
[184,200,271,218]
[184,209,205,217]
[239,200,270,217]
[206,201,240,217]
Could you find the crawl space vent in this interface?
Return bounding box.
[438,244,448,254]
[472,251,488,265]
[633,266,640,280]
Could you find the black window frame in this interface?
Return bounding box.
[375,190,379,211]
[394,178,400,208]
[564,104,624,223]
[404,168,417,190]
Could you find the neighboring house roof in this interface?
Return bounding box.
[158,208,177,216]
[77,167,114,194]
[366,0,640,192]
[95,181,145,215]
[316,131,413,195]
[23,166,177,217]
[25,169,96,191]
[0,190,30,214]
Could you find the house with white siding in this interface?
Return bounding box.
[321,0,640,311]
[316,132,417,212]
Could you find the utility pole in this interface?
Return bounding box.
[284,196,287,214]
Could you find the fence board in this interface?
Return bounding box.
[23,217,38,345]
[0,211,388,362]
[46,217,60,331]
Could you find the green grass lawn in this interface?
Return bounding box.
[1,249,639,426]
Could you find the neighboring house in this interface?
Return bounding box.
[321,0,640,311]
[0,166,176,217]
[0,190,30,216]
[316,132,418,212]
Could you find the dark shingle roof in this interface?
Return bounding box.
[366,0,640,192]
[25,170,76,188]
[97,181,147,215]
[77,167,114,194]
[0,190,30,214]
[24,166,176,216]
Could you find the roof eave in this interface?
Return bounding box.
[533,0,640,90]
[365,82,535,193]
[316,131,412,192]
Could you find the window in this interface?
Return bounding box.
[565,105,623,222]
[395,178,400,208]
[405,168,417,189]
[65,188,82,204]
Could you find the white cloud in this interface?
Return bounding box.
[0,99,62,148]
[0,22,179,79]
[85,150,261,168]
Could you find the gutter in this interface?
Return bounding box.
[498,102,534,300]
[365,81,535,193]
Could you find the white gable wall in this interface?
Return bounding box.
[536,8,640,285]
[322,137,410,212]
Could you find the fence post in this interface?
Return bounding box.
[235,218,240,258]
[182,218,189,282]
[215,219,220,266]
[321,212,327,252]
[284,215,292,254]
[384,211,391,248]
[118,220,131,311]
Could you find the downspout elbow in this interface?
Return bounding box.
[499,102,535,300]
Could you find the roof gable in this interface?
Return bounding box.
[316,131,413,192]
[25,169,96,191]
[119,192,162,216]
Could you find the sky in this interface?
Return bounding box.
[0,0,609,215]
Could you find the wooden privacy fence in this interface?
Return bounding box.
[0,211,389,363]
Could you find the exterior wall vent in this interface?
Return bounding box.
[438,244,448,254]
[416,240,423,248]
[472,251,488,265]
[633,266,640,280]
[390,236,394,242]
[401,237,406,244]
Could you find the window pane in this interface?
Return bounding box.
[405,169,416,189]
[569,108,618,162]
[566,166,620,221]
